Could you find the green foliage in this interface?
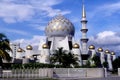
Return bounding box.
[0,33,12,63]
[50,47,79,68]
[102,61,108,68]
[91,54,101,67]
[112,57,120,73]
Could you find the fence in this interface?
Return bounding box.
[2,68,53,79]
[53,68,105,78]
[1,68,105,79]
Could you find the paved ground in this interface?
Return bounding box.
[59,76,120,80]
[1,76,120,80]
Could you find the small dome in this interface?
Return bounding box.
[26,45,33,50]
[45,15,75,37]
[73,43,79,48]
[111,51,115,55]
[97,47,103,52]
[105,49,110,54]
[42,43,49,49]
[89,45,95,50]
[17,48,23,52]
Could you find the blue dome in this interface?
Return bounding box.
[45,15,75,37]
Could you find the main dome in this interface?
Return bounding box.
[45,15,75,37]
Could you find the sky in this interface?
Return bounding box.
[0,0,120,55]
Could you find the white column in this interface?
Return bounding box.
[91,50,96,58]
[43,49,50,64]
[107,54,113,70]
[16,52,22,59]
[26,50,32,58]
[100,52,105,65]
[72,48,82,66]
[112,55,116,61]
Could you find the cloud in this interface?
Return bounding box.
[89,1,120,18]
[29,24,45,31]
[0,2,34,23]
[12,35,46,49]
[89,31,120,53]
[0,0,71,23]
[100,1,120,16]
[0,27,29,35]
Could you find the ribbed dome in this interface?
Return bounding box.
[45,15,75,37]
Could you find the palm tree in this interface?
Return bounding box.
[50,47,78,67]
[62,52,78,67]
[50,47,67,65]
[0,33,12,66]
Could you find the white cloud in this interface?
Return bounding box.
[30,24,45,31]
[13,35,46,49]
[100,2,120,16]
[89,1,120,18]
[97,31,115,39]
[0,0,71,23]
[0,2,34,23]
[1,27,29,35]
[89,31,120,52]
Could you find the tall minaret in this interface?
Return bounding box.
[81,2,89,55]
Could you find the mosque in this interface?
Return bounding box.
[9,4,116,70]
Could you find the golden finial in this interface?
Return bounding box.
[26,45,33,50]
[89,45,95,50]
[111,51,115,55]
[97,47,103,52]
[42,43,49,49]
[105,49,110,54]
[17,48,23,52]
[73,43,79,48]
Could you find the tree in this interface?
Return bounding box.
[50,47,67,65]
[62,52,78,67]
[0,33,12,66]
[91,54,101,67]
[50,47,78,67]
[112,57,120,72]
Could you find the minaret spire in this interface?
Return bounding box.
[82,0,86,18]
[80,0,89,55]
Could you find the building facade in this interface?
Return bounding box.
[8,4,116,70]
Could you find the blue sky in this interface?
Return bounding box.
[0,0,120,55]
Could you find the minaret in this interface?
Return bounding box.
[81,2,89,55]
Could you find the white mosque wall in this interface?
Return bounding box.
[72,48,82,66]
[50,36,69,51]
